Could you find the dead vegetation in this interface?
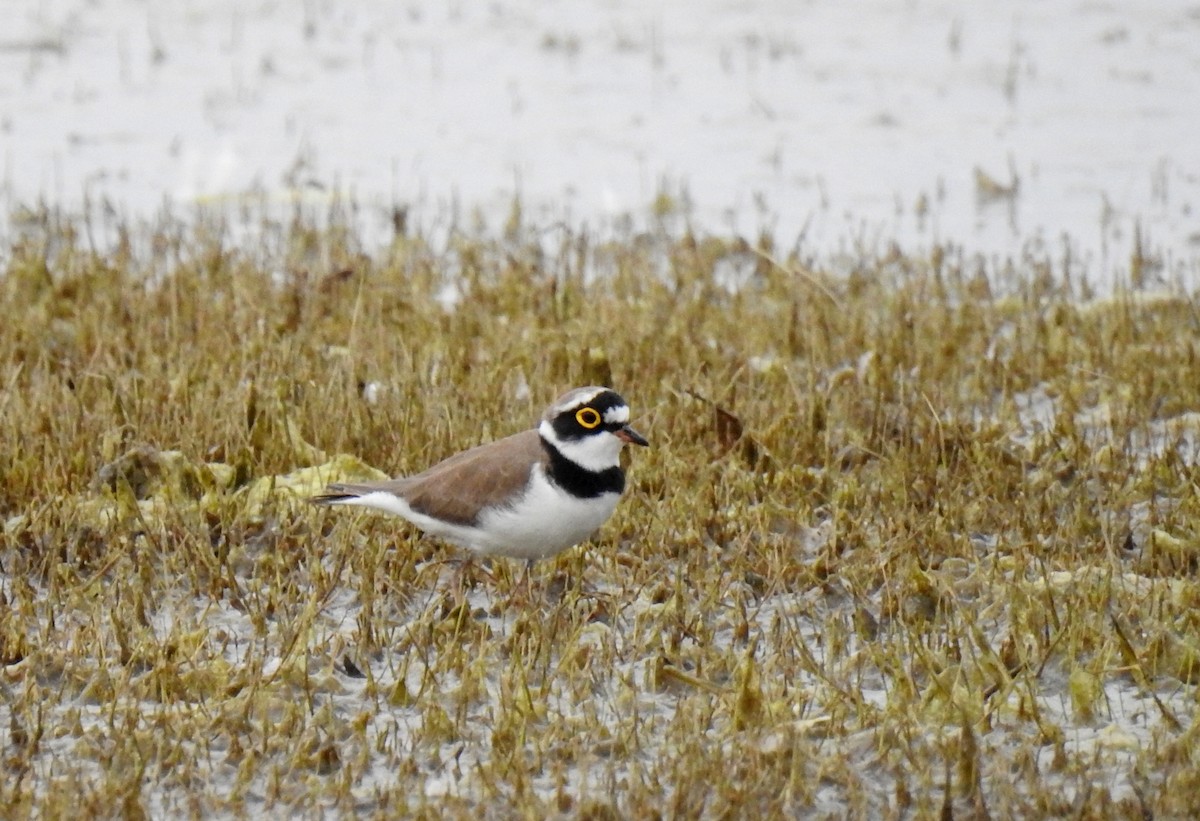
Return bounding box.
[2,204,1199,818]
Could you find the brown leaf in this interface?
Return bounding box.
[714,403,744,451]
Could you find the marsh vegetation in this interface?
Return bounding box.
[1,205,1198,817]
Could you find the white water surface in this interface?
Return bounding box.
[2,0,1198,284]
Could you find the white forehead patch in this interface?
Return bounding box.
[603,405,630,425]
[551,386,607,415]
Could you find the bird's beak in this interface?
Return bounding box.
[616,425,649,447]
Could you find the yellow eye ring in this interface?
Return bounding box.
[576,408,602,429]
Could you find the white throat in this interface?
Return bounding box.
[538,419,624,473]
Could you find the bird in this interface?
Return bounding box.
[311,386,649,565]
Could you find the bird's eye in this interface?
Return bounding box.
[575,407,602,429]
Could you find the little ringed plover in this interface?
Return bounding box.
[312,386,648,562]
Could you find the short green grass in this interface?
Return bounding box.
[2,203,1199,818]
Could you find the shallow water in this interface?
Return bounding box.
[3,1,1198,280]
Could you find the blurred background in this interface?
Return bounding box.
[2,0,1198,284]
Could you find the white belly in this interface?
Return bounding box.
[473,468,621,560]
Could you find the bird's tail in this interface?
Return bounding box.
[310,484,367,505]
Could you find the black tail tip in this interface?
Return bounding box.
[310,491,354,505]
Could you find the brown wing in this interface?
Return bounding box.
[315,430,547,526]
[312,477,419,504]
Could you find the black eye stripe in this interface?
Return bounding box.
[547,391,631,440]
